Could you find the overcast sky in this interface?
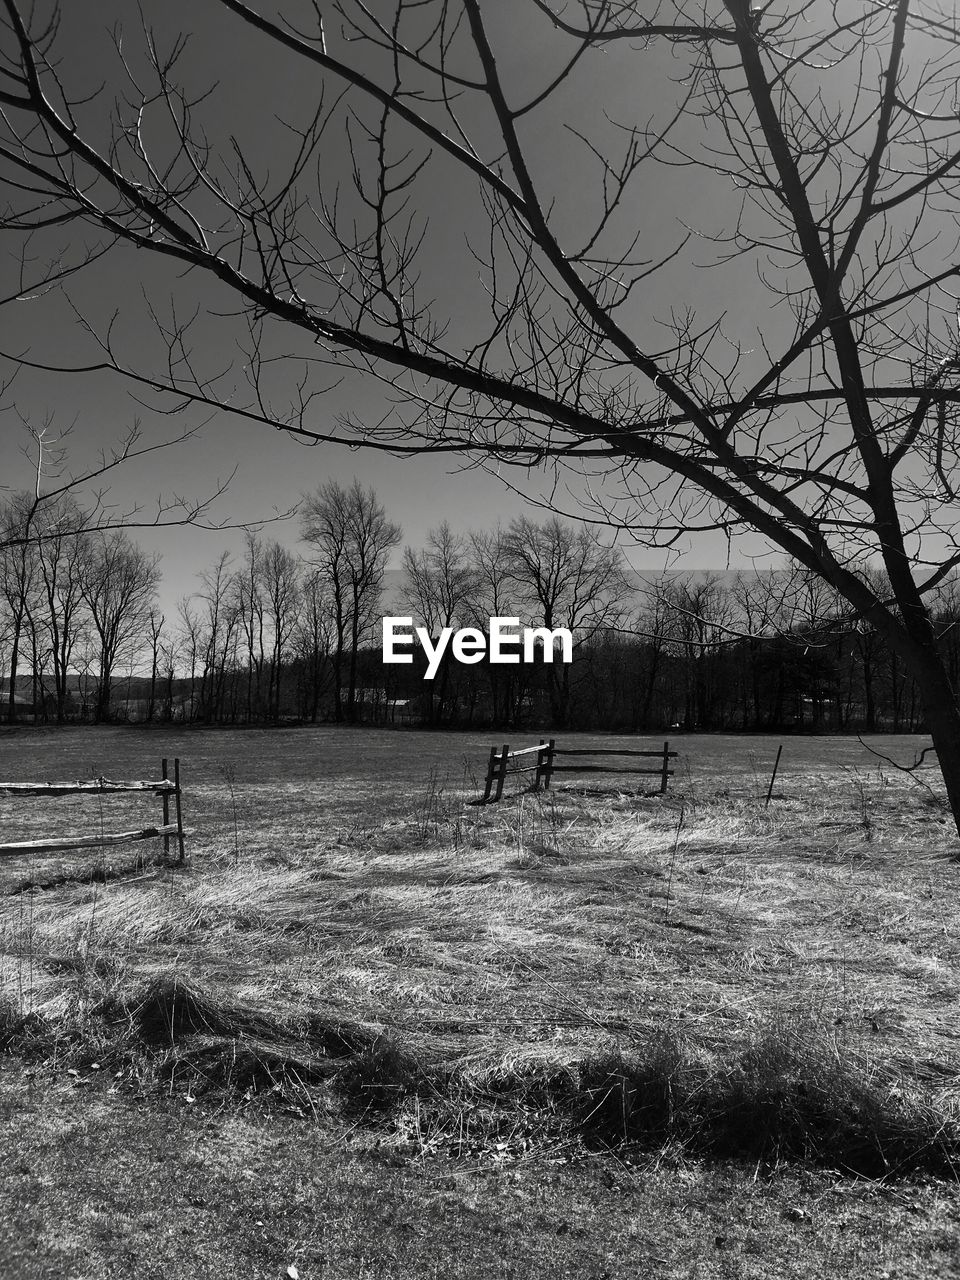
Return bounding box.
[0,1,784,618]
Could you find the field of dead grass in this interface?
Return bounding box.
[0,725,959,1276]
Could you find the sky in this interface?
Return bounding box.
[0,0,796,621]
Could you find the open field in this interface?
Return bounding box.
[0,725,959,1277]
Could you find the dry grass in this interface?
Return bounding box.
[0,726,958,1178]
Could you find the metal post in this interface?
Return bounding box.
[765,744,783,809]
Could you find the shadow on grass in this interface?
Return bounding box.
[576,1024,956,1179]
[1,975,957,1181]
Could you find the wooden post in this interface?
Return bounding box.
[482,746,497,803]
[534,739,546,789]
[161,758,170,858]
[660,741,670,795]
[543,739,556,791]
[493,744,509,803]
[174,757,186,863]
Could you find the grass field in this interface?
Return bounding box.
[0,725,959,1278]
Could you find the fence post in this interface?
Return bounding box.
[543,739,556,791]
[174,757,186,863]
[480,746,497,803]
[660,741,670,795]
[493,743,509,803]
[534,739,547,789]
[161,758,170,857]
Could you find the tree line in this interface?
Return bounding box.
[3,478,960,733]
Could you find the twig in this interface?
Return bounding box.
[856,735,942,803]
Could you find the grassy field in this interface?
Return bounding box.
[0,724,959,1278]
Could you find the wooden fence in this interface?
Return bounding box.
[473,740,677,804]
[0,757,186,862]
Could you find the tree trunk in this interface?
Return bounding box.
[863,662,876,733]
[912,648,960,840]
[30,629,40,723]
[639,649,661,731]
[7,617,21,724]
[310,652,322,723]
[890,652,901,734]
[547,663,570,729]
[347,612,360,723]
[96,661,112,723]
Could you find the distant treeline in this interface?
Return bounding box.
[3,480,960,732]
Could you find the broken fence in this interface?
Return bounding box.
[473,740,677,804]
[0,756,186,862]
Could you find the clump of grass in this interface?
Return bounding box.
[124,975,286,1046]
[415,769,448,844]
[571,1021,960,1178]
[577,1030,685,1145]
[472,1058,577,1109]
[160,1037,338,1097]
[0,994,47,1053]
[104,975,427,1105]
[304,1012,381,1058]
[93,976,387,1102]
[706,1023,951,1177]
[334,1036,433,1115]
[4,963,959,1179]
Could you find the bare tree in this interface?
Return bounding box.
[158,630,181,723]
[729,572,793,731]
[0,595,10,711]
[292,567,334,723]
[233,533,267,721]
[633,575,678,733]
[402,522,477,636]
[145,607,165,722]
[0,493,39,721]
[301,480,400,722]
[80,531,161,721]
[504,515,632,725]
[183,552,242,723]
[176,597,204,722]
[467,528,513,631]
[32,496,90,722]
[401,521,477,722]
[206,553,242,723]
[259,540,301,720]
[466,525,531,725]
[657,574,737,732]
[8,4,960,824]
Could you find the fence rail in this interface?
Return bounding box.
[0,757,186,862]
[0,779,177,796]
[0,825,183,856]
[473,740,676,804]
